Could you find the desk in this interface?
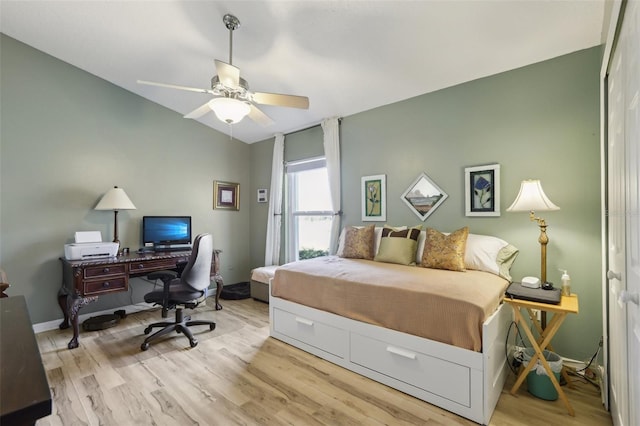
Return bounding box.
[504,294,579,416]
[59,250,223,349]
[1,296,52,425]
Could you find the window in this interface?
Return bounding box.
[286,157,333,262]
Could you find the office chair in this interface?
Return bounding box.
[140,233,216,351]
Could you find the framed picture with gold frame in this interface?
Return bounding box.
[213,181,240,210]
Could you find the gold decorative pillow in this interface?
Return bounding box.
[422,227,469,271]
[340,225,375,259]
[374,226,422,265]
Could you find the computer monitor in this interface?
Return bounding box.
[142,216,192,249]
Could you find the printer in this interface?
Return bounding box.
[64,231,119,260]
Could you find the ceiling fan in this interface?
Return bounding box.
[137,14,309,126]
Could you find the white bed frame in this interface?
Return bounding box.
[269,293,512,425]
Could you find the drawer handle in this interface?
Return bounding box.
[386,346,416,360]
[138,264,144,269]
[295,317,314,326]
[103,282,110,288]
[103,267,110,273]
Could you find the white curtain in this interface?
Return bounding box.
[321,117,341,254]
[264,133,284,266]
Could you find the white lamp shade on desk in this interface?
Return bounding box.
[95,187,136,211]
[95,186,136,244]
[506,179,559,212]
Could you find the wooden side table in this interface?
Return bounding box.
[503,294,579,416]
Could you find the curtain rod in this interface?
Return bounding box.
[283,117,342,137]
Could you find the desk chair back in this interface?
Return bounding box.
[181,233,213,292]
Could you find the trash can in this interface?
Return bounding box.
[522,348,563,400]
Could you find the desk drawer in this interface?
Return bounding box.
[84,264,126,279]
[129,259,180,274]
[84,277,127,295]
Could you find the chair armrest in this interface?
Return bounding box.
[148,270,178,318]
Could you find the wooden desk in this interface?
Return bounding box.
[59,250,223,349]
[1,296,52,425]
[504,294,579,416]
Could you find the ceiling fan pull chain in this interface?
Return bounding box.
[229,25,233,65]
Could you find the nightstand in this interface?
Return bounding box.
[503,294,579,416]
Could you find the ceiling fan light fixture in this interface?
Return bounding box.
[208,97,251,124]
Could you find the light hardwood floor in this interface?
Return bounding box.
[35,298,612,425]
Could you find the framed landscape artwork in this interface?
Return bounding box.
[401,173,448,221]
[464,164,500,216]
[361,174,386,221]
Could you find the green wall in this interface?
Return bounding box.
[0,35,252,323]
[1,32,602,361]
[249,47,603,361]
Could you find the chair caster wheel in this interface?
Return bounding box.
[190,339,198,348]
[144,327,152,334]
[141,343,150,351]
[209,324,216,331]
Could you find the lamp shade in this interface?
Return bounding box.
[208,98,251,124]
[506,179,559,212]
[95,186,136,211]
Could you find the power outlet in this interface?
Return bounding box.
[531,309,542,322]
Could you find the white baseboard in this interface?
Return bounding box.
[33,302,156,334]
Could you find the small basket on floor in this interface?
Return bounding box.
[220,282,251,300]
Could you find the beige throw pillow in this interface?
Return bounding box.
[340,225,375,259]
[422,226,469,271]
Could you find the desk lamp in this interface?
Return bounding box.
[95,186,136,245]
[507,180,560,327]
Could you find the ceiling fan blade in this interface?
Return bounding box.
[215,60,240,88]
[248,104,274,126]
[184,101,212,119]
[252,92,309,109]
[137,80,213,94]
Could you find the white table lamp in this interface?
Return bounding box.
[95,186,136,244]
[506,179,560,285]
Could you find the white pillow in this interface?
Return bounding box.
[464,234,509,275]
[464,234,518,280]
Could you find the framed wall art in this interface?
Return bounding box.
[401,172,448,221]
[464,164,500,216]
[361,174,386,221]
[213,181,240,210]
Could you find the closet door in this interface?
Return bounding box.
[607,39,628,426]
[622,2,639,425]
[606,2,640,425]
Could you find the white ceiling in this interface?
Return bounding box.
[1,1,607,144]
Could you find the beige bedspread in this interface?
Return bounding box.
[272,256,509,351]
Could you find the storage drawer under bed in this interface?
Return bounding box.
[272,307,348,359]
[350,332,472,407]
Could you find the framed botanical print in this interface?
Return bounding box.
[361,174,386,221]
[464,164,500,216]
[213,181,240,210]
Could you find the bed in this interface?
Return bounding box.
[269,226,517,424]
